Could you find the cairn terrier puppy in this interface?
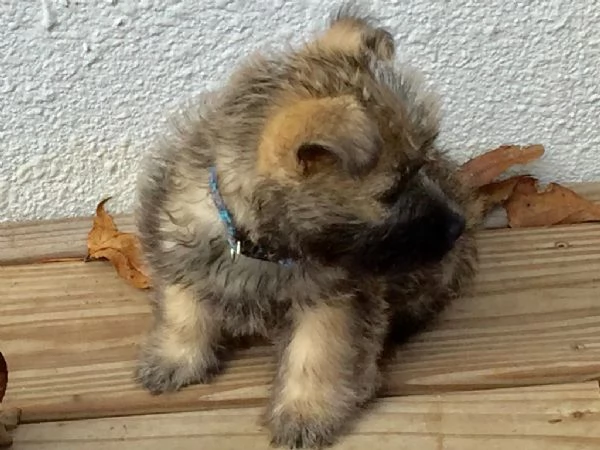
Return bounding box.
[135,6,482,448]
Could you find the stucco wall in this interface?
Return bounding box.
[2,0,599,222]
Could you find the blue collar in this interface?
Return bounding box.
[208,166,294,267]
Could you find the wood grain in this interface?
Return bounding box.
[0,214,135,265]
[2,223,600,423]
[11,383,600,450]
[2,182,599,265]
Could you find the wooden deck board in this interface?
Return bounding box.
[2,182,599,265]
[0,214,135,265]
[11,383,600,449]
[2,221,600,423]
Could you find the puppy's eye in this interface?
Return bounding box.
[378,177,405,205]
[403,160,424,179]
[378,182,401,205]
[378,161,424,205]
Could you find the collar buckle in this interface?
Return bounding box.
[210,166,294,267]
[230,240,241,262]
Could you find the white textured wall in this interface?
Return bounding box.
[2,0,599,222]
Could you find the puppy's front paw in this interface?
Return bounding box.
[135,339,220,394]
[266,407,342,449]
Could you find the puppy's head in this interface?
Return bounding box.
[217,10,469,273]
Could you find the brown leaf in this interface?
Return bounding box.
[86,198,151,289]
[0,352,6,403]
[504,178,600,228]
[478,175,531,213]
[460,144,545,188]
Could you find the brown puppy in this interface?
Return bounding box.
[135,5,482,448]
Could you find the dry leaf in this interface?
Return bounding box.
[504,177,600,228]
[86,198,151,289]
[0,352,6,403]
[460,144,545,188]
[478,175,531,213]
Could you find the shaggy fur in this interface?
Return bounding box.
[135,5,483,448]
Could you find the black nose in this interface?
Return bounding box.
[446,213,466,243]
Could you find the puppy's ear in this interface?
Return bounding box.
[306,9,395,61]
[258,96,382,178]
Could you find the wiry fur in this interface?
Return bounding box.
[135,6,483,448]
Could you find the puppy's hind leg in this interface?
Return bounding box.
[136,284,222,394]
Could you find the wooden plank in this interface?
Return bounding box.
[11,383,600,450]
[2,223,600,423]
[0,214,135,265]
[2,182,599,265]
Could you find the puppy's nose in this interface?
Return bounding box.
[446,213,466,243]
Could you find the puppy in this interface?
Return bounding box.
[135,6,482,448]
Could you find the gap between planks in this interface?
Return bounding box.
[9,382,600,450]
[2,182,600,265]
[2,221,600,423]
